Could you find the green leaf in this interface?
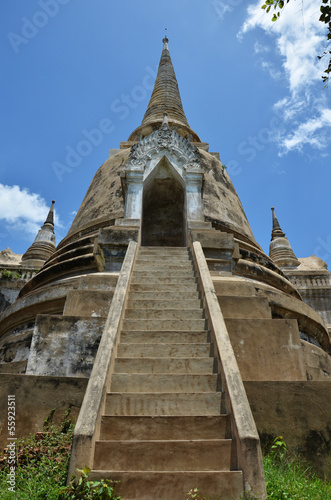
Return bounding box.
[83,465,91,475]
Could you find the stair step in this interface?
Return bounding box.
[120,331,210,344]
[110,374,219,393]
[128,291,200,301]
[137,254,190,261]
[122,319,207,331]
[134,262,193,270]
[135,256,191,263]
[132,266,195,280]
[130,276,197,285]
[99,415,230,440]
[124,309,204,320]
[105,392,222,416]
[139,247,189,253]
[93,439,233,471]
[127,299,201,309]
[117,343,212,358]
[88,470,243,500]
[114,357,214,374]
[130,283,199,292]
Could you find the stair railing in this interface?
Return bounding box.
[192,241,267,500]
[67,240,138,480]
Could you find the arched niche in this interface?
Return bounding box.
[141,156,187,247]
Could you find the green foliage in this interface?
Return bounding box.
[0,269,22,280]
[0,409,75,499]
[59,466,121,500]
[270,435,287,461]
[185,487,255,500]
[263,437,331,500]
[0,270,14,280]
[261,0,287,17]
[0,408,121,500]
[186,437,330,500]
[185,488,220,500]
[261,0,331,85]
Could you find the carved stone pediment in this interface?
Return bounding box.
[127,122,201,172]
[123,120,204,224]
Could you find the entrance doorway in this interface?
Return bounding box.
[141,157,186,247]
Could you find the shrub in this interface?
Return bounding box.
[0,409,74,499]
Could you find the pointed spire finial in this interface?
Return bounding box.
[44,200,55,227]
[163,29,169,48]
[271,206,285,240]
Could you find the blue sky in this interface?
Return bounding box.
[1,0,331,265]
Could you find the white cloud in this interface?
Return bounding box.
[273,95,307,121]
[282,107,331,153]
[0,184,60,236]
[239,0,331,154]
[240,1,324,92]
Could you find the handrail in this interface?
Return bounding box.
[192,241,267,499]
[67,240,138,480]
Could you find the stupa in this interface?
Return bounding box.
[0,37,330,499]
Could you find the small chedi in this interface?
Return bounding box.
[0,37,330,500]
[0,201,56,314]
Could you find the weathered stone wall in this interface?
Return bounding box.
[245,381,331,479]
[0,374,88,448]
[65,149,129,240]
[0,271,38,314]
[284,261,331,331]
[0,280,21,314]
[300,288,331,327]
[199,149,259,247]
[26,315,105,377]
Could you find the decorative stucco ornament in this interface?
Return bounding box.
[128,113,201,173]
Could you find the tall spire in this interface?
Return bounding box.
[21,200,56,267]
[269,207,299,268]
[44,200,55,227]
[271,207,285,240]
[128,36,201,142]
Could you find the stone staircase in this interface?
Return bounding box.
[89,247,244,500]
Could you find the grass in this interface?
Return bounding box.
[0,425,330,499]
[0,409,121,499]
[263,454,331,500]
[0,410,74,499]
